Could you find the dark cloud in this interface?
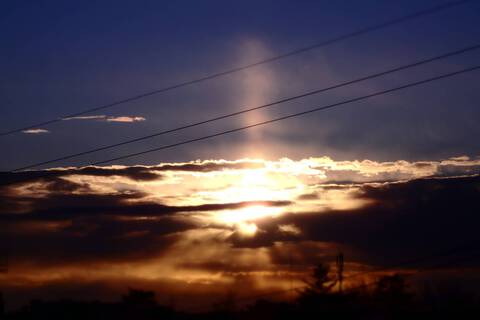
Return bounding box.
[436,164,480,177]
[0,176,196,265]
[232,175,480,269]
[151,160,266,172]
[268,241,343,268]
[3,166,480,271]
[0,166,162,186]
[178,261,271,273]
[2,163,480,307]
[319,184,357,190]
[296,192,320,201]
[1,193,292,222]
[1,165,290,223]
[6,217,189,266]
[0,170,291,266]
[0,160,266,187]
[322,169,414,184]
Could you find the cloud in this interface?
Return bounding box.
[296,192,319,201]
[0,160,268,187]
[278,224,301,235]
[62,115,107,121]
[0,166,162,187]
[150,159,266,172]
[1,191,291,268]
[21,128,49,134]
[0,180,291,222]
[4,156,480,188]
[232,175,480,268]
[62,115,146,122]
[2,156,480,309]
[105,116,146,122]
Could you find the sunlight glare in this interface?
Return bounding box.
[237,222,258,236]
[218,205,283,225]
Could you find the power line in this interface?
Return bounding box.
[0,0,473,137]
[87,65,480,166]
[11,43,480,172]
[3,65,478,187]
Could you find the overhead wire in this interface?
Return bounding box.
[10,43,480,171]
[87,66,480,166]
[0,0,473,137]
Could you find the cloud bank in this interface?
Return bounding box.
[1,155,480,309]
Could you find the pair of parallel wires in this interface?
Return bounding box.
[1,0,478,175]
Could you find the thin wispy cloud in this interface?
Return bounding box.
[106,116,146,122]
[62,115,146,122]
[21,128,50,134]
[62,115,106,121]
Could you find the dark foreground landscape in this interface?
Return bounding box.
[3,267,480,320]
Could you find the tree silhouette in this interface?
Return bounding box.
[375,274,410,300]
[121,289,156,307]
[305,263,336,294]
[374,273,412,317]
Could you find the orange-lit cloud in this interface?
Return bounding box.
[106,116,146,122]
[1,155,480,310]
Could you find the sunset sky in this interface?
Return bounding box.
[1,0,480,311]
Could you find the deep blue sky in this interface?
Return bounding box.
[1,0,479,170]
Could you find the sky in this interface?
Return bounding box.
[1,0,480,168]
[1,0,480,311]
